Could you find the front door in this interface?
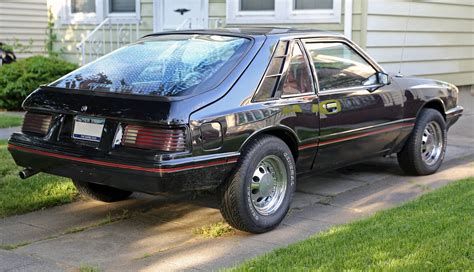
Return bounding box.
[154,0,208,31]
[302,39,405,170]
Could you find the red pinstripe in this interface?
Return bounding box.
[8,144,238,174]
[298,122,414,151]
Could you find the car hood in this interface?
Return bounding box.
[391,75,457,91]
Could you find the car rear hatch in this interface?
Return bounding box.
[10,33,259,165]
[11,86,189,165]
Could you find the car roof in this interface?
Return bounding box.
[145,27,345,39]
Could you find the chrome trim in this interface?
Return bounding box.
[250,155,288,216]
[281,92,316,99]
[157,151,240,166]
[421,121,444,166]
[446,105,464,116]
[317,84,382,95]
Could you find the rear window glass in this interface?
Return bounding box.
[50,34,250,96]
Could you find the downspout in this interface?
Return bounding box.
[344,0,353,39]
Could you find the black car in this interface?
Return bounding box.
[8,28,463,233]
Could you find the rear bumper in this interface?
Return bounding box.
[8,142,239,194]
[446,105,463,129]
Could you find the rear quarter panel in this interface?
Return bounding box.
[189,37,319,174]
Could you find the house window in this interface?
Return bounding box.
[71,0,96,13]
[227,0,341,24]
[109,0,136,13]
[107,0,140,22]
[240,0,274,11]
[294,0,333,10]
[63,0,140,24]
[66,0,100,24]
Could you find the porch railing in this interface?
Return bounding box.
[76,17,223,65]
[76,18,140,65]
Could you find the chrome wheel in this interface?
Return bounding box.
[250,155,287,216]
[420,121,443,165]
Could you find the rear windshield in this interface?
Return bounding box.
[50,34,250,96]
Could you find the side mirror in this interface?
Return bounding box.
[377,72,391,85]
[364,72,391,92]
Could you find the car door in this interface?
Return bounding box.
[301,38,406,170]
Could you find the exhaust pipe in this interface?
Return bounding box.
[19,168,39,179]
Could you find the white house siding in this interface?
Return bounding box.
[0,0,48,58]
[364,0,474,86]
[213,0,364,46]
[49,0,154,64]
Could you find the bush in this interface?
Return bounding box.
[0,56,77,110]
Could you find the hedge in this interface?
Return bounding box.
[0,56,77,110]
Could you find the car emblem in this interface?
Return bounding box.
[80,105,88,112]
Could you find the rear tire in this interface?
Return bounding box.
[397,108,447,175]
[72,180,133,202]
[220,135,296,233]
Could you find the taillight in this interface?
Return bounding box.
[122,125,186,152]
[22,112,52,136]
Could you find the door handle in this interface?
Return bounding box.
[323,102,339,113]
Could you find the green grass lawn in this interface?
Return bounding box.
[0,114,23,128]
[231,177,474,271]
[0,140,77,218]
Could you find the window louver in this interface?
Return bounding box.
[122,125,186,152]
[21,112,52,136]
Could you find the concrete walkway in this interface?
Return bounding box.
[0,111,24,140]
[0,90,473,271]
[0,126,20,140]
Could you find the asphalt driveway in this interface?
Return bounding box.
[0,89,473,271]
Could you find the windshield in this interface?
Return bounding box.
[50,34,250,96]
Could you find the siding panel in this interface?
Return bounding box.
[367,46,474,63]
[368,15,474,33]
[368,0,474,19]
[366,0,474,85]
[0,0,47,58]
[382,59,473,76]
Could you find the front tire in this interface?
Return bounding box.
[397,108,447,175]
[220,135,296,233]
[73,180,133,202]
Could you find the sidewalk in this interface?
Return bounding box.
[0,90,472,271]
[0,111,23,140]
[0,126,20,140]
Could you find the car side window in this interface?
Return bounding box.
[305,42,377,91]
[282,43,313,96]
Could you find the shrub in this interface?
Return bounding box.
[0,56,77,110]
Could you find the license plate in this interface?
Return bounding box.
[72,115,105,142]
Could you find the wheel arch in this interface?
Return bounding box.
[239,126,299,161]
[417,99,446,120]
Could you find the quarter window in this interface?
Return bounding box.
[282,44,313,96]
[306,42,377,91]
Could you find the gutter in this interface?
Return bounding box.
[344,0,353,39]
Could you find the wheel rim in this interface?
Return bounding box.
[250,155,287,216]
[420,121,443,165]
